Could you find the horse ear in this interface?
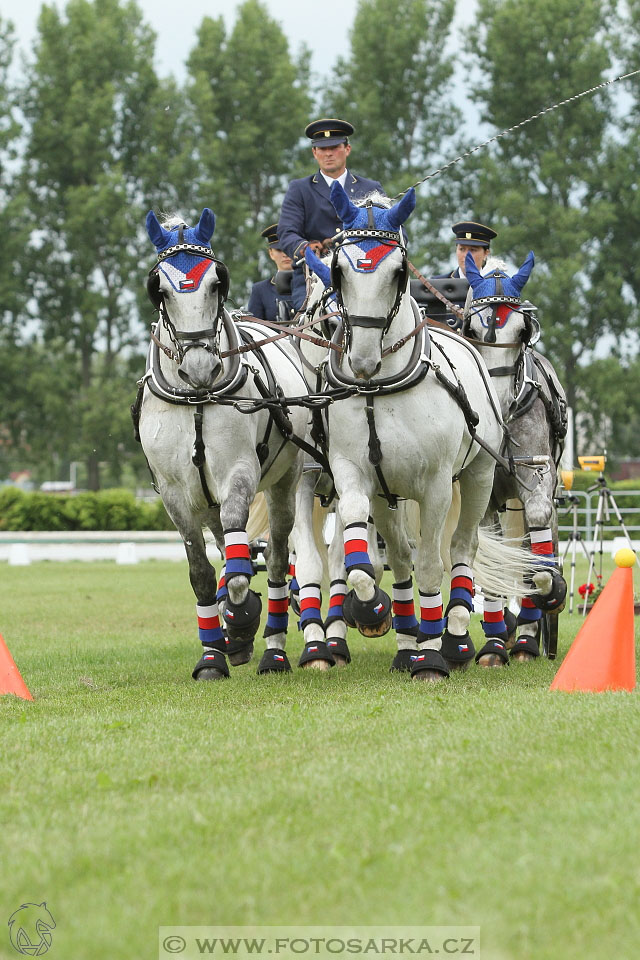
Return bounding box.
[194,208,216,245]
[330,180,360,226]
[511,250,535,294]
[386,188,416,231]
[304,245,331,287]
[465,252,485,291]
[146,210,169,250]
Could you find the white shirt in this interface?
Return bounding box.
[320,169,349,189]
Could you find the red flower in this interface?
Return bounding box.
[578,583,595,597]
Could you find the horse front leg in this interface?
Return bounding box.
[218,467,261,662]
[257,460,302,674]
[334,461,392,642]
[372,499,419,673]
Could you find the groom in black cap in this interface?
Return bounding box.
[278,118,384,311]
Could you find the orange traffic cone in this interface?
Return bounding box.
[550,548,637,693]
[0,632,33,701]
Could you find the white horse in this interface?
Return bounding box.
[300,184,536,680]
[462,252,567,663]
[137,208,318,679]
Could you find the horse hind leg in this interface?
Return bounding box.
[218,473,262,663]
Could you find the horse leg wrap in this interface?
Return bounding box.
[417,591,445,646]
[445,563,474,615]
[223,528,253,584]
[216,566,227,605]
[475,596,509,664]
[530,567,567,612]
[257,648,292,674]
[197,602,225,651]
[325,579,348,631]
[343,521,375,579]
[264,580,289,639]
[392,579,419,641]
[342,584,392,636]
[440,630,475,664]
[298,583,323,630]
[410,649,450,678]
[222,588,262,641]
[528,527,566,611]
[511,631,541,658]
[288,553,300,617]
[192,647,229,680]
[518,596,543,625]
[390,649,419,672]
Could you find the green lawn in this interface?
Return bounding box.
[1,559,639,960]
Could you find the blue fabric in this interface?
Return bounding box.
[465,251,535,299]
[330,181,415,232]
[146,208,215,252]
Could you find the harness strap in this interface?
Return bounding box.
[364,394,399,509]
[192,404,217,507]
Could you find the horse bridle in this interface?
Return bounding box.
[330,203,408,349]
[146,227,230,366]
[461,272,540,347]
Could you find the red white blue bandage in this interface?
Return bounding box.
[482,597,508,638]
[299,583,323,629]
[418,591,445,639]
[519,595,542,623]
[216,565,227,603]
[343,522,374,577]
[449,563,474,611]
[393,579,418,633]
[197,601,225,647]
[530,528,555,566]
[326,579,347,626]
[223,529,253,581]
[265,580,289,637]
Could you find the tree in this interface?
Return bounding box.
[18,0,173,488]
[463,0,618,411]
[184,0,312,301]
[323,0,462,269]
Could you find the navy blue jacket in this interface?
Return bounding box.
[247,276,293,323]
[278,170,384,262]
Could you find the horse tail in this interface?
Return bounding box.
[246,492,270,542]
[473,525,538,597]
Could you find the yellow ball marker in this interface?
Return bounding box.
[614,548,637,568]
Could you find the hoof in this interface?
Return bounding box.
[257,648,291,674]
[343,585,392,638]
[476,638,509,668]
[511,650,535,662]
[531,568,567,612]
[298,640,335,670]
[192,648,229,681]
[222,588,262,641]
[326,636,351,665]
[410,649,450,680]
[440,629,475,670]
[227,639,254,666]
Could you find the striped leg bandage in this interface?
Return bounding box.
[216,565,227,604]
[393,579,418,638]
[482,597,508,639]
[264,580,289,637]
[418,591,445,644]
[197,601,225,648]
[299,583,323,629]
[326,579,347,626]
[343,522,375,579]
[223,529,253,582]
[447,563,474,613]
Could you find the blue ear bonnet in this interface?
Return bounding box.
[146,208,218,293]
[329,181,416,234]
[305,246,332,286]
[465,250,535,300]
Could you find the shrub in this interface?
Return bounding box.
[0,488,174,531]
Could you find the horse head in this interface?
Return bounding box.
[145,208,229,390]
[321,182,416,380]
[463,251,537,346]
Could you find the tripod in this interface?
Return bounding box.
[559,493,594,614]
[582,473,639,615]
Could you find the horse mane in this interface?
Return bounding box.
[484,256,510,274]
[355,190,393,209]
[160,213,187,230]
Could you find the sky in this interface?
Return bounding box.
[6,0,480,113]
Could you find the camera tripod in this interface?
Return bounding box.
[582,474,638,615]
[559,493,594,615]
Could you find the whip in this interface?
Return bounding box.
[391,68,640,199]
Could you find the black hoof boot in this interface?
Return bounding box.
[410,649,450,680]
[475,637,509,666]
[326,636,351,664]
[440,630,475,669]
[225,637,254,666]
[257,648,291,674]
[192,648,230,681]
[531,567,567,612]
[343,586,392,638]
[223,589,262,641]
[298,640,335,668]
[510,633,540,659]
[390,649,418,672]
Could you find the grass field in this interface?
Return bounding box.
[1,558,639,960]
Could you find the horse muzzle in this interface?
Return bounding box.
[177,344,222,389]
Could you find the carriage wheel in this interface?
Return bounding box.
[541,612,559,659]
